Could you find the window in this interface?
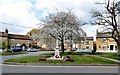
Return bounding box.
[102,38,106,43]
[102,46,107,49]
[81,41,84,44]
[86,46,90,49]
[115,46,117,50]
[85,40,90,44]
[11,39,15,43]
[26,40,30,43]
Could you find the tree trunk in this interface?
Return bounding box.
[118,41,120,54]
[61,39,64,53]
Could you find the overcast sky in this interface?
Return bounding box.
[0,0,109,37]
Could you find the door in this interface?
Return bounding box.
[110,45,114,50]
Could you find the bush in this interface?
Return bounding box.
[38,58,46,61]
[65,58,74,62]
[118,54,120,57]
[66,56,71,58]
[112,53,117,56]
[45,55,52,58]
[68,52,72,54]
[110,53,120,57]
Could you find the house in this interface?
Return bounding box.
[80,37,94,50]
[0,30,32,50]
[96,32,117,52]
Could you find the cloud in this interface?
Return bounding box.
[0,0,106,36]
[34,0,102,36]
[0,0,40,34]
[35,0,102,19]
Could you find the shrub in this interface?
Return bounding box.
[66,56,71,58]
[118,54,120,57]
[116,54,120,57]
[38,58,46,61]
[45,55,52,58]
[65,58,74,62]
[112,53,120,57]
[68,52,72,54]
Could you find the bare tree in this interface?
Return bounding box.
[40,10,86,53]
[91,0,120,54]
[37,30,56,50]
[27,29,56,50]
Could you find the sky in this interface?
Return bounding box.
[0,0,107,37]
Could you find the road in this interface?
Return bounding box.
[1,64,118,73]
[0,51,54,62]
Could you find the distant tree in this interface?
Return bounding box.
[27,28,40,40]
[27,28,56,50]
[40,10,86,53]
[91,0,120,54]
[0,40,7,51]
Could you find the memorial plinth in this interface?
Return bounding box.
[47,39,64,60]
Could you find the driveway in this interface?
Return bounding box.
[0,51,54,62]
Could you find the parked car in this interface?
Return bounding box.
[0,49,3,52]
[72,48,77,51]
[10,47,22,52]
[27,48,38,52]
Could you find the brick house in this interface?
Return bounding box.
[80,37,94,50]
[96,32,117,52]
[0,31,32,50]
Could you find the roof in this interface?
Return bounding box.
[79,37,93,40]
[0,32,7,37]
[0,32,31,40]
[85,37,93,40]
[96,32,112,38]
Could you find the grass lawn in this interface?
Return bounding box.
[42,52,120,60]
[94,52,120,60]
[4,55,119,64]
[42,52,84,56]
[0,51,28,56]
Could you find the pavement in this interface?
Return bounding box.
[1,64,118,73]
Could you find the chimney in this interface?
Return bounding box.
[5,28,8,34]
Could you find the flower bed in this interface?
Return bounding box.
[38,58,46,61]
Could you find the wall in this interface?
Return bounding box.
[96,37,117,52]
[80,40,93,50]
[9,39,31,47]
